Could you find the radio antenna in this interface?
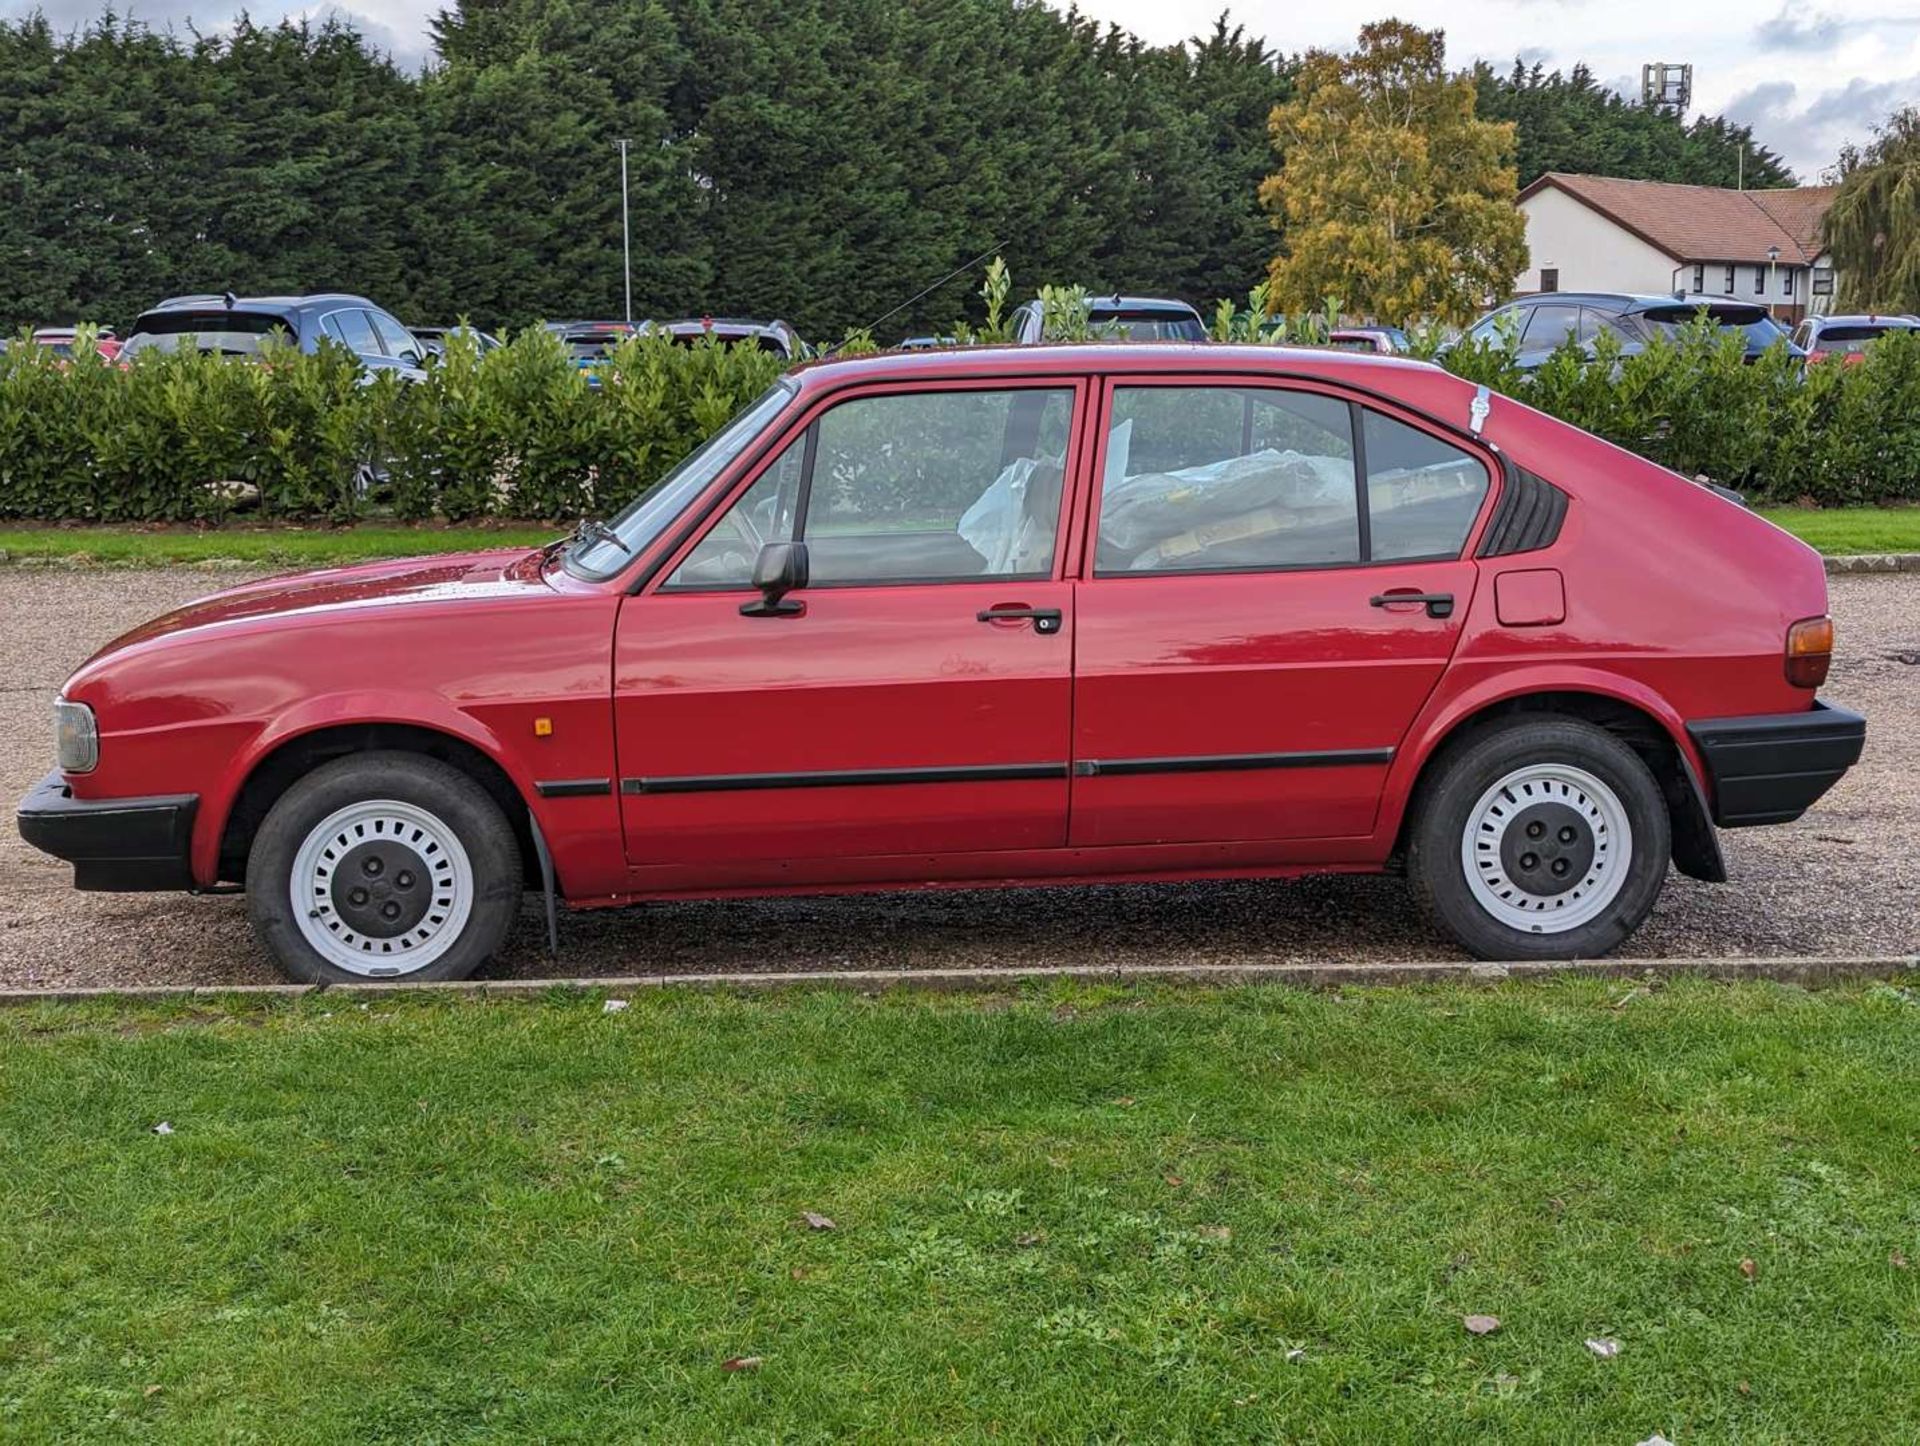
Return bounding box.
[824,241,1005,357]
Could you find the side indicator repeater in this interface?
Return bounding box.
[533,717,554,737]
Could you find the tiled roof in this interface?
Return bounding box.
[1519,172,1837,265]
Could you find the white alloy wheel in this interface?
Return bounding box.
[1458,763,1633,934]
[289,798,475,976]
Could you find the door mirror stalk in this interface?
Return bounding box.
[741,541,809,617]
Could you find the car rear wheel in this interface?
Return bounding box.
[1409,717,1671,960]
[246,751,521,984]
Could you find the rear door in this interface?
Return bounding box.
[613,378,1088,874]
[1069,376,1491,848]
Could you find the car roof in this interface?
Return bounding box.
[141,293,380,318]
[789,341,1445,388]
[1080,295,1200,315]
[1810,313,1920,327]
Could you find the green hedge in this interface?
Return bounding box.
[1430,323,1920,505]
[4,318,1917,522]
[0,329,787,523]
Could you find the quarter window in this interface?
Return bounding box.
[665,387,1075,588]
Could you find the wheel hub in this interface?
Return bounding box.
[329,840,432,938]
[1498,801,1595,897]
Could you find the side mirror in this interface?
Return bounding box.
[740,541,808,617]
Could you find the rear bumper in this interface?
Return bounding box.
[15,770,198,891]
[1687,702,1866,827]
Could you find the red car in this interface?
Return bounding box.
[19,345,1863,982]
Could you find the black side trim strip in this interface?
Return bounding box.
[534,778,612,798]
[1073,748,1394,779]
[1476,464,1567,557]
[622,762,1069,795]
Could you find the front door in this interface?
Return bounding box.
[1069,378,1491,848]
[614,379,1087,875]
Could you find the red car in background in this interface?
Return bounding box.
[28,326,121,361]
[19,344,1863,982]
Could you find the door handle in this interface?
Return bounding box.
[977,605,1063,634]
[1369,591,1454,619]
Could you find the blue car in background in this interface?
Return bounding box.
[121,292,428,379]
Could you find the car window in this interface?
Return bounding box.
[1579,309,1635,344]
[323,309,381,355]
[666,387,1075,588]
[122,311,290,357]
[1096,387,1359,575]
[369,311,422,362]
[1814,324,1904,354]
[1087,310,1207,342]
[1362,412,1491,561]
[1519,304,1582,350]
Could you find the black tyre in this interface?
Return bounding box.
[246,751,522,984]
[1408,716,1671,960]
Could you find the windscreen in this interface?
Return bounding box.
[1815,324,1911,354]
[122,312,292,357]
[1088,310,1207,342]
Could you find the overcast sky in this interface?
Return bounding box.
[8,0,1914,181]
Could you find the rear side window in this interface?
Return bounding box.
[1520,305,1582,349]
[322,309,381,355]
[1095,386,1491,575]
[1098,387,1359,574]
[368,311,422,361]
[1362,412,1491,560]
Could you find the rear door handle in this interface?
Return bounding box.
[1370,591,1454,619]
[977,605,1063,634]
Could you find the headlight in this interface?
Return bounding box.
[54,698,98,773]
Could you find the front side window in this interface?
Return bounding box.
[1094,385,1491,576]
[1097,387,1358,574]
[666,387,1075,588]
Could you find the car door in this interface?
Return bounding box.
[1516,303,1583,368]
[1069,377,1490,848]
[613,377,1087,874]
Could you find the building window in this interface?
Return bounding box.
[1724,265,1736,294]
[1539,268,1559,293]
[1754,266,1767,292]
[1812,267,1834,296]
[1692,264,1705,292]
[1783,269,1795,297]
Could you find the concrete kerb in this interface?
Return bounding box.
[0,954,1914,1007]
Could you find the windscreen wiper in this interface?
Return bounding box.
[572,517,633,557]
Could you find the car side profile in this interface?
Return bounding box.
[18,344,1863,983]
[1461,292,1804,371]
[1791,313,1920,365]
[122,293,428,378]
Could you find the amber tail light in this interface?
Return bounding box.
[1785,616,1834,689]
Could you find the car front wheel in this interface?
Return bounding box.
[1409,717,1672,960]
[246,751,522,984]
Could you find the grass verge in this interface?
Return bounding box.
[3,977,1919,1440]
[0,523,557,566]
[1758,505,1920,556]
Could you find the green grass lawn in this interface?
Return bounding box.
[0,523,558,566]
[1759,505,1920,555]
[0,507,1916,566]
[4,978,1919,1441]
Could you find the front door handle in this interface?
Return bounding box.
[1369,591,1454,619]
[977,605,1063,634]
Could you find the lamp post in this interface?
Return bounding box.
[1766,245,1780,320]
[615,138,633,326]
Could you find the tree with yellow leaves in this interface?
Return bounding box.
[1260,22,1528,326]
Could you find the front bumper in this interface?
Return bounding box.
[16,770,198,891]
[1687,702,1866,828]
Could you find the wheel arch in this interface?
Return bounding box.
[212,720,539,888]
[1387,684,1724,883]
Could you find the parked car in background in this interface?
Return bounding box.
[29,326,121,361]
[410,324,502,361]
[652,317,797,357]
[122,294,427,378]
[1460,293,1804,371]
[545,320,640,373]
[1010,295,1207,344]
[19,343,1861,982]
[1326,326,1410,354]
[1791,313,1920,365]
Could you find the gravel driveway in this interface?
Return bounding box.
[2,566,1914,989]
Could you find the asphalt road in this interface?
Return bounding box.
[2,565,1914,989]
